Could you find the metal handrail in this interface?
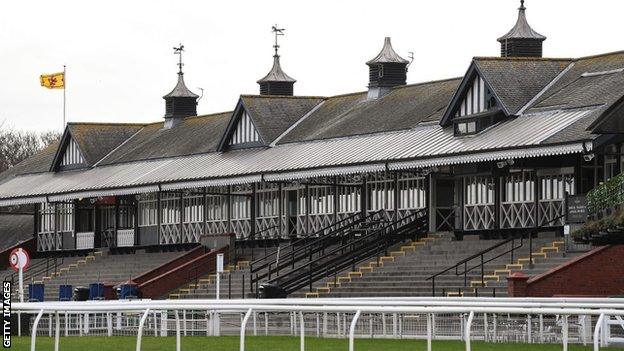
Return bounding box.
[266,209,428,294]
[427,213,567,296]
[249,210,383,282]
[4,256,65,295]
[249,211,363,269]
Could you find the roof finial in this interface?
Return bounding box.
[519,0,525,11]
[271,25,285,57]
[173,43,185,75]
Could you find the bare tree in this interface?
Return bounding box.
[0,122,61,174]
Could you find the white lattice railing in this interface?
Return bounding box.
[76,232,95,250]
[116,229,135,247]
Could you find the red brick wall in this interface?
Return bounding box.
[508,245,624,297]
[138,246,229,299]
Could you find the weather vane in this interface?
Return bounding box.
[173,43,185,74]
[271,25,285,57]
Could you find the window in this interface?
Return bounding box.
[38,203,56,234]
[455,121,477,136]
[138,193,158,227]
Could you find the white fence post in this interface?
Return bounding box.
[240,308,253,351]
[594,313,605,351]
[465,311,474,351]
[136,308,151,351]
[300,312,305,351]
[30,309,44,351]
[562,315,569,351]
[54,312,60,351]
[349,310,362,351]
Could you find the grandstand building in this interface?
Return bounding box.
[1,1,623,257]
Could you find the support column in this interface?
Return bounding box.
[157,191,162,244]
[393,172,399,222]
[278,183,283,238]
[251,184,257,239]
[428,174,436,233]
[333,176,338,224]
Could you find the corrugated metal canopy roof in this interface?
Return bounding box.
[0,107,596,205]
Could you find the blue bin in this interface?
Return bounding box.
[88,283,104,300]
[59,285,73,301]
[28,283,45,302]
[119,284,138,299]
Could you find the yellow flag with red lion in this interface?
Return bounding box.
[40,72,65,89]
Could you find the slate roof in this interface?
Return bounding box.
[0,50,623,201]
[239,95,324,145]
[528,52,624,113]
[67,123,144,165]
[100,112,231,165]
[0,213,33,251]
[474,57,572,115]
[279,78,461,143]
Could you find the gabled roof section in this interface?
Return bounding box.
[281,78,461,143]
[218,95,324,150]
[100,112,231,165]
[441,58,571,126]
[0,142,58,184]
[163,73,199,98]
[51,123,144,171]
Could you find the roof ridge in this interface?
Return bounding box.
[573,50,624,62]
[391,77,463,90]
[473,56,573,62]
[67,122,147,126]
[240,94,326,100]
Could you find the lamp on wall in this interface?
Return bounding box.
[583,153,595,162]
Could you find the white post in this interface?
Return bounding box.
[426,314,433,351]
[65,312,68,337]
[323,312,327,337]
[54,312,60,351]
[136,308,151,351]
[265,312,269,336]
[175,311,181,351]
[49,313,52,337]
[539,314,544,343]
[300,312,305,351]
[349,310,362,351]
[392,313,397,338]
[527,314,532,344]
[18,249,24,303]
[594,313,605,351]
[465,311,474,351]
[107,313,113,336]
[381,312,386,337]
[316,313,320,337]
[562,315,569,351]
[240,308,253,351]
[161,311,168,337]
[483,313,488,342]
[30,309,44,351]
[253,311,257,336]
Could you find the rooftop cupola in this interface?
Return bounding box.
[163,44,199,128]
[257,25,296,96]
[497,0,546,57]
[366,37,409,99]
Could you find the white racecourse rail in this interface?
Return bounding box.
[13,297,624,351]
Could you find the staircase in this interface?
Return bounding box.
[311,234,574,298]
[262,209,428,296]
[35,249,188,301]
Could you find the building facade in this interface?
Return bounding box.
[1,3,624,252]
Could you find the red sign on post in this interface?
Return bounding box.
[9,248,30,272]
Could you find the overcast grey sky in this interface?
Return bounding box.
[1,0,622,132]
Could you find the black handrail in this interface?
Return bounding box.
[426,213,567,296]
[265,209,428,295]
[249,210,384,291]
[249,211,363,270]
[4,256,65,295]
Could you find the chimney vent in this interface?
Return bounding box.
[163,44,199,128]
[497,0,546,58]
[366,37,408,99]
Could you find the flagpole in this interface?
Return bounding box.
[63,65,66,128]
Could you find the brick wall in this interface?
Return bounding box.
[508,245,624,297]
